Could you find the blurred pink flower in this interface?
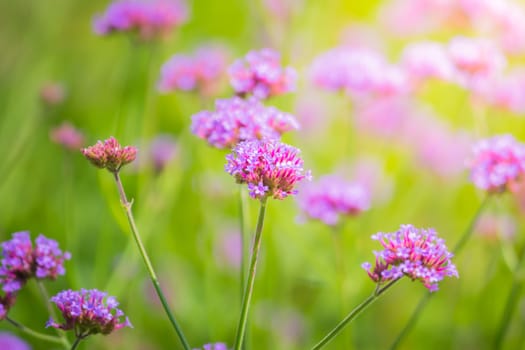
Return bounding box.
[401,41,456,84]
[40,82,66,106]
[262,0,303,20]
[150,134,177,172]
[475,213,516,242]
[354,96,411,137]
[0,332,30,350]
[50,122,85,151]
[214,230,242,269]
[472,69,525,114]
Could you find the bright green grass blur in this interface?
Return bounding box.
[1,0,525,349]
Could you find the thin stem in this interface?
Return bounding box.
[388,195,490,350]
[233,197,268,350]
[493,242,525,349]
[311,278,401,350]
[239,186,249,300]
[71,336,83,350]
[36,280,71,348]
[112,171,191,350]
[6,317,64,346]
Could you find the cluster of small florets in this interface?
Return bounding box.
[469,134,525,193]
[228,48,297,99]
[158,45,229,95]
[0,232,71,294]
[47,289,132,336]
[297,175,371,226]
[225,139,310,200]
[193,343,229,350]
[93,0,188,40]
[362,225,458,292]
[81,137,138,173]
[191,96,299,149]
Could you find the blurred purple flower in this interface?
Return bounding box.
[225,139,310,200]
[215,230,242,269]
[469,135,525,193]
[82,136,137,173]
[47,289,132,336]
[93,0,188,40]
[0,332,31,350]
[150,135,177,172]
[158,45,229,95]
[228,48,297,99]
[297,175,370,226]
[362,224,458,292]
[193,343,228,350]
[191,96,299,149]
[50,122,85,151]
[0,232,70,293]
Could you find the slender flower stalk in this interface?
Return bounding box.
[233,198,268,350]
[493,242,525,349]
[238,186,249,300]
[311,279,401,350]
[112,172,191,350]
[37,281,71,348]
[389,196,490,350]
[6,317,65,346]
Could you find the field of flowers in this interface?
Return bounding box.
[1,0,525,349]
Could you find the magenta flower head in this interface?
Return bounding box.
[362,225,458,292]
[47,289,132,337]
[194,343,229,350]
[225,139,310,200]
[50,122,85,151]
[191,96,299,149]
[82,137,137,173]
[469,135,525,193]
[93,0,188,40]
[297,175,370,226]
[0,232,71,293]
[0,332,30,350]
[228,48,297,99]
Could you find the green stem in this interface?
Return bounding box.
[233,197,268,350]
[6,317,64,346]
[37,280,71,348]
[239,186,249,300]
[70,336,83,350]
[493,242,525,349]
[112,171,191,350]
[388,195,490,350]
[312,278,401,350]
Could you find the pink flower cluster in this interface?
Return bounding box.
[297,175,370,226]
[50,122,85,151]
[0,232,71,293]
[93,0,188,40]
[158,45,229,95]
[82,137,137,173]
[228,48,297,99]
[191,96,299,149]
[469,135,525,193]
[362,225,458,292]
[47,289,132,336]
[225,139,310,200]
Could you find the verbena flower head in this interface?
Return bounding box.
[469,135,525,193]
[82,137,137,173]
[225,139,310,200]
[0,332,31,350]
[194,343,229,350]
[191,96,299,149]
[47,289,132,337]
[228,48,297,99]
[362,225,458,292]
[50,122,85,151]
[0,293,16,321]
[297,175,370,226]
[0,232,71,293]
[93,0,188,40]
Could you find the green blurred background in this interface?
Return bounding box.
[1,0,525,349]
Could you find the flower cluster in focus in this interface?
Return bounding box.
[82,137,137,173]
[191,96,299,149]
[47,289,132,337]
[228,48,297,99]
[362,225,458,292]
[297,175,370,226]
[93,0,188,40]
[225,139,310,200]
[469,134,525,193]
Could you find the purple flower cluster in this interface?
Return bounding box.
[47,289,131,336]
[191,96,299,149]
[194,343,229,350]
[0,232,71,293]
[82,137,137,173]
[225,139,310,200]
[0,332,30,350]
[297,175,371,226]
[0,293,16,321]
[362,225,458,292]
[93,0,188,40]
[469,135,525,193]
[228,48,297,99]
[158,45,229,95]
